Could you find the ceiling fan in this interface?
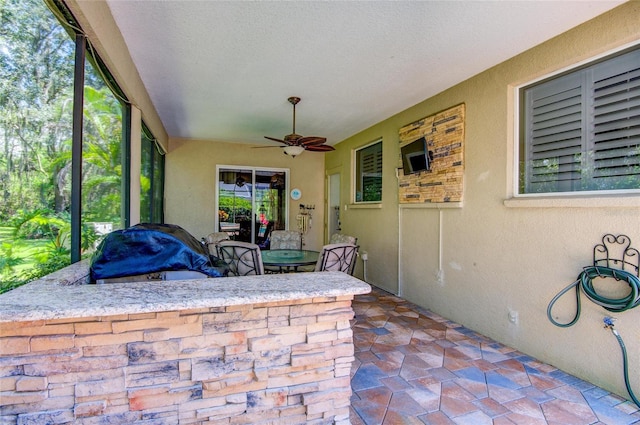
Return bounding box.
[264,97,335,157]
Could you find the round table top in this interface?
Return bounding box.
[261,249,319,267]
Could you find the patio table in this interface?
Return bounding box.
[261,249,319,273]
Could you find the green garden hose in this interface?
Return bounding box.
[547,265,640,408]
[609,324,640,407]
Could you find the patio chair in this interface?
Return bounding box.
[264,230,302,273]
[205,232,231,257]
[314,243,359,275]
[329,233,357,245]
[270,230,302,250]
[217,241,264,276]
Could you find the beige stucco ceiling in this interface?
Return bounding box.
[105,0,625,147]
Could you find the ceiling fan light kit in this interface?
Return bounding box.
[283,145,305,157]
[264,96,335,157]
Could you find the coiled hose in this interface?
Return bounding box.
[547,265,640,408]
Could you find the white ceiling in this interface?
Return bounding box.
[105,0,625,147]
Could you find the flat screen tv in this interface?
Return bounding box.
[401,137,431,175]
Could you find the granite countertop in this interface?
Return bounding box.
[0,270,371,323]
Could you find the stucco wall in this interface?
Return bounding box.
[327,1,640,399]
[165,139,326,252]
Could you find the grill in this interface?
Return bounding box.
[90,223,226,283]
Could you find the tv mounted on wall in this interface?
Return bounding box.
[401,136,432,175]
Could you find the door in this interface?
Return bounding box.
[216,167,288,246]
[327,172,341,242]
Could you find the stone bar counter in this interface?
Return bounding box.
[0,262,371,425]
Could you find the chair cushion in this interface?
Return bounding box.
[270,230,302,250]
[329,233,357,245]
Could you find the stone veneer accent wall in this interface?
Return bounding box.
[398,103,465,204]
[0,295,355,424]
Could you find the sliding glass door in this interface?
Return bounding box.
[216,166,288,247]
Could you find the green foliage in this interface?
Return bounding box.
[0,277,25,294]
[0,241,23,275]
[80,222,99,252]
[23,252,71,281]
[1,250,71,294]
[363,178,382,202]
[0,0,75,219]
[525,151,640,194]
[218,195,252,221]
[0,209,100,293]
[10,209,66,239]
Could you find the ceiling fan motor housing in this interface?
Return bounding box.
[284,133,303,143]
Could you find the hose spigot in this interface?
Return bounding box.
[603,316,616,329]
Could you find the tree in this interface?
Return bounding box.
[0,0,74,219]
[81,84,123,224]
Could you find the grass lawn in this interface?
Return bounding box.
[0,226,51,277]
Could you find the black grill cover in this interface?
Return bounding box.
[90,223,224,281]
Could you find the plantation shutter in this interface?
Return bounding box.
[523,73,584,193]
[361,146,382,175]
[589,49,640,189]
[356,141,383,202]
[522,47,640,193]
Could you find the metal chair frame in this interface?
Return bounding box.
[217,241,264,276]
[314,243,359,275]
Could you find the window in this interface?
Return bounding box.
[82,57,126,248]
[140,124,165,223]
[519,46,640,195]
[0,0,76,290]
[354,140,383,203]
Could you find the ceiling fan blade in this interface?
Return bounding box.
[252,145,282,149]
[305,144,335,152]
[298,136,327,147]
[264,136,288,144]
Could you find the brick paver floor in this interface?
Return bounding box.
[349,286,640,425]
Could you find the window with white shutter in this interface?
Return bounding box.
[519,47,640,194]
[354,139,383,203]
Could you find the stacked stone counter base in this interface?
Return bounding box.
[0,266,370,425]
